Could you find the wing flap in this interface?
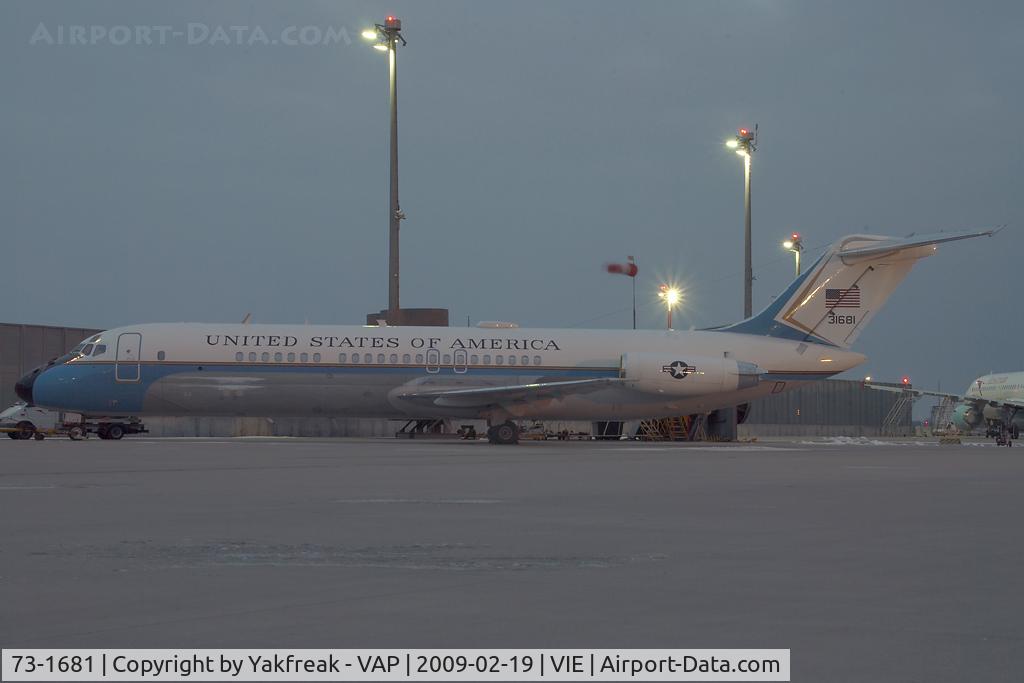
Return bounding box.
[398,377,624,408]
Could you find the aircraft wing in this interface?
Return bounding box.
[397,378,624,408]
[978,396,1024,411]
[865,383,1024,411]
[865,383,960,400]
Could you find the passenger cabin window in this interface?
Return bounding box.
[377,353,385,364]
[415,353,424,364]
[389,353,398,364]
[248,352,256,362]
[508,355,517,365]
[261,352,270,362]
[495,355,504,365]
[235,352,244,361]
[339,353,347,363]
[351,353,360,363]
[483,354,491,365]
[521,355,529,365]
[157,351,166,361]
[402,353,411,363]
[287,352,295,362]
[442,353,451,365]
[533,355,542,365]
[274,352,283,362]
[300,352,308,362]
[313,353,321,363]
[470,354,479,365]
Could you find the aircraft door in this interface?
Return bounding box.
[454,349,468,374]
[115,333,142,382]
[426,349,440,374]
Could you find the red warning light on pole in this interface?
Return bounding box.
[791,232,800,240]
[902,376,911,385]
[739,128,749,137]
[385,15,401,29]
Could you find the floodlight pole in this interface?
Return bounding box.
[743,151,752,318]
[658,285,678,330]
[728,126,756,318]
[385,18,404,320]
[784,233,804,277]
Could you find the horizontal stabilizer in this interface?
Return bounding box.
[837,228,996,261]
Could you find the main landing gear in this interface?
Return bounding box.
[487,421,520,445]
[995,423,1016,447]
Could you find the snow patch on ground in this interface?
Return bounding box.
[799,436,928,447]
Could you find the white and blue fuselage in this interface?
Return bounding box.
[24,323,860,421]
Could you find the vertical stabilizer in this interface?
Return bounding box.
[716,229,993,348]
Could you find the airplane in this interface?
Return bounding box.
[15,229,992,444]
[868,372,1024,441]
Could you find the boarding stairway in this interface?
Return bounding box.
[637,413,708,441]
[395,418,454,439]
[881,391,916,437]
[931,396,957,434]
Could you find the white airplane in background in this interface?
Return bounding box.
[16,230,992,444]
[869,371,1024,440]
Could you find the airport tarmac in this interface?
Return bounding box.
[2,437,1023,681]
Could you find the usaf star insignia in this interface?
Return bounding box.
[661,360,695,379]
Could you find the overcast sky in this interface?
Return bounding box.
[3,1,1021,404]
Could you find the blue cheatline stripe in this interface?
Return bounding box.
[73,362,621,376]
[707,252,837,346]
[37,362,623,414]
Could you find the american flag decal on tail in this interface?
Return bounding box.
[825,285,860,308]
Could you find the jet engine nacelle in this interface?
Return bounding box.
[952,403,983,430]
[621,353,762,397]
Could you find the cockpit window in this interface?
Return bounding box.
[82,344,95,356]
[93,344,107,356]
[72,343,86,354]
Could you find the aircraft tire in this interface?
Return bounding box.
[33,432,45,441]
[106,424,125,440]
[7,432,19,439]
[488,422,519,445]
[68,426,85,440]
[1013,425,1020,440]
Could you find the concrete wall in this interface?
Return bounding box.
[739,379,911,438]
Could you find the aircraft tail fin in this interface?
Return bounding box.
[715,229,994,348]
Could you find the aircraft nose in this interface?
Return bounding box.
[14,366,44,404]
